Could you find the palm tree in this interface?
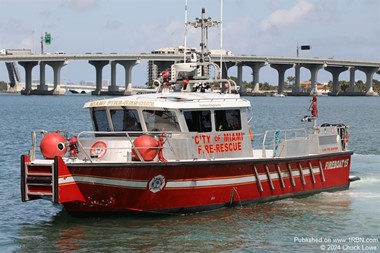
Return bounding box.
[287,76,295,87]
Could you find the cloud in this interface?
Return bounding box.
[222,16,255,54]
[0,19,30,35]
[66,0,99,11]
[125,20,184,53]
[259,0,314,31]
[105,20,123,30]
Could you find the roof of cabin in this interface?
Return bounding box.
[84,92,251,110]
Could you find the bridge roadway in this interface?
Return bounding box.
[16,83,153,95]
[1,53,379,96]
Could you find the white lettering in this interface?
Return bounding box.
[325,159,349,170]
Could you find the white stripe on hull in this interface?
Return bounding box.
[59,176,147,188]
[59,167,321,189]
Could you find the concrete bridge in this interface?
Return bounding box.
[1,53,379,96]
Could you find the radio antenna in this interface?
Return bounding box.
[184,0,188,62]
[220,0,223,79]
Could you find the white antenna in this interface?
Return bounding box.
[184,0,188,62]
[220,0,223,78]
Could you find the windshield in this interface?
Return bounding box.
[143,110,180,132]
[110,109,142,131]
[215,109,242,131]
[184,110,211,132]
[92,109,109,131]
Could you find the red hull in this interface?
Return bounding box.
[48,152,352,215]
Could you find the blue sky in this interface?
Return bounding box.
[0,0,379,86]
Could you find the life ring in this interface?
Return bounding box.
[148,175,166,193]
[345,132,349,144]
[249,129,254,142]
[90,141,107,159]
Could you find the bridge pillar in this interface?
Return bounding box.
[324,66,348,95]
[270,64,293,94]
[237,63,243,87]
[292,64,302,93]
[18,61,38,95]
[217,61,235,79]
[347,67,358,92]
[244,62,266,92]
[89,60,109,95]
[38,62,48,91]
[110,61,119,92]
[302,64,324,95]
[356,66,379,96]
[116,60,140,95]
[46,61,67,90]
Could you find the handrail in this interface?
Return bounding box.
[260,128,307,158]
[76,130,175,163]
[153,60,239,94]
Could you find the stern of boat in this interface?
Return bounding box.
[21,154,85,204]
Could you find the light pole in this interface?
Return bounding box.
[297,44,311,57]
[40,35,44,54]
[40,32,51,54]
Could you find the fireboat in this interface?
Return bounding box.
[20,9,358,215]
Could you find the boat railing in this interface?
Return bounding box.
[75,130,177,163]
[74,130,257,162]
[259,128,307,158]
[27,130,178,162]
[136,94,241,104]
[153,78,239,94]
[29,129,280,162]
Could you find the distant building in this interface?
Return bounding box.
[300,81,328,91]
[80,80,96,86]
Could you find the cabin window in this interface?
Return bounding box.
[215,109,241,131]
[184,110,211,132]
[143,110,180,132]
[92,109,109,131]
[110,109,142,131]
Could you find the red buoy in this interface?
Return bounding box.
[132,135,159,161]
[40,133,67,159]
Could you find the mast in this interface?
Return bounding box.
[184,0,188,62]
[187,8,221,76]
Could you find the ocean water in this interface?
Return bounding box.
[0,93,379,253]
